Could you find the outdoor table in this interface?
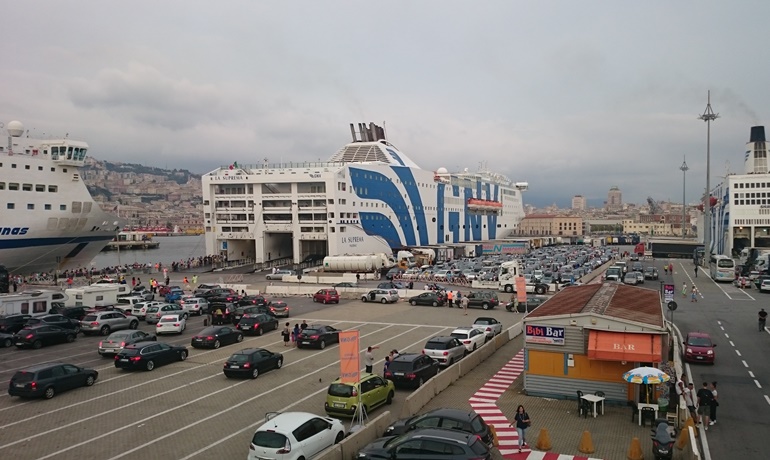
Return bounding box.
[580,394,605,418]
[638,403,659,426]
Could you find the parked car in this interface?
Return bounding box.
[156,314,187,335]
[194,283,220,296]
[408,292,445,307]
[362,289,399,304]
[760,279,770,293]
[312,289,340,304]
[383,408,493,446]
[378,281,405,290]
[25,314,81,333]
[422,336,466,367]
[202,288,240,302]
[209,302,237,325]
[384,353,439,389]
[130,301,163,320]
[683,332,716,364]
[0,314,33,334]
[0,332,14,348]
[191,325,244,349]
[98,330,156,356]
[179,297,208,316]
[232,305,273,324]
[146,303,188,324]
[473,317,503,339]
[80,311,138,336]
[265,270,294,280]
[268,301,290,318]
[238,295,268,307]
[644,267,659,280]
[114,341,188,371]
[385,268,404,280]
[333,282,356,288]
[297,324,340,349]
[236,313,279,336]
[8,363,98,399]
[451,327,487,352]
[247,412,345,460]
[623,273,638,285]
[325,373,395,417]
[13,324,77,349]
[223,347,283,379]
[164,287,186,303]
[634,271,645,284]
[463,291,499,310]
[356,428,491,460]
[49,306,89,321]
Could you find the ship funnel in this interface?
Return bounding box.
[750,126,766,142]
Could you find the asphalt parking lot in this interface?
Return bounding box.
[0,295,518,460]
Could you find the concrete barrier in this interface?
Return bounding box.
[399,379,437,418]
[314,444,343,460]
[458,350,481,377]
[476,339,496,361]
[432,365,459,395]
[335,411,393,460]
[494,330,511,349]
[507,322,523,340]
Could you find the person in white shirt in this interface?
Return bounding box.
[684,382,698,423]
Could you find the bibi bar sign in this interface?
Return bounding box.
[526,324,566,345]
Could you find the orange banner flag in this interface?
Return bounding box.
[338,330,360,383]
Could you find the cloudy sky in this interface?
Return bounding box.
[1,1,766,207]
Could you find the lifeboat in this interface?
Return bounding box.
[467,198,503,210]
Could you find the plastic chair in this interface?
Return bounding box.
[594,391,605,398]
[627,400,639,422]
[576,390,584,414]
[580,399,593,418]
[641,407,656,427]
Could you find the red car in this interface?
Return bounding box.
[312,289,340,304]
[683,332,716,364]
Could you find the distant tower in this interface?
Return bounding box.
[571,195,586,210]
[744,126,769,174]
[606,186,622,211]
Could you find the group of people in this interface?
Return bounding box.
[676,375,719,429]
[281,320,310,346]
[365,346,401,375]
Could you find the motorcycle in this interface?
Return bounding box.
[650,419,676,460]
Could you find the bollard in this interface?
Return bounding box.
[626,437,643,460]
[535,427,552,451]
[578,430,595,454]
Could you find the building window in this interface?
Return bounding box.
[7,203,14,209]
[27,204,34,210]
[60,204,67,211]
[45,204,51,210]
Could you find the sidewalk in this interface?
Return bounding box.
[420,334,663,460]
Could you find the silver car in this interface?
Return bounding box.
[361,289,399,304]
[80,311,138,336]
[180,297,208,316]
[98,330,156,356]
[145,303,188,324]
[422,336,466,367]
[473,317,503,339]
[131,301,163,320]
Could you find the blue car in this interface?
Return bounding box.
[164,288,185,303]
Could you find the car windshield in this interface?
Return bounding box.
[388,361,414,372]
[474,319,492,325]
[120,348,140,356]
[303,329,319,335]
[687,337,712,347]
[451,332,469,340]
[251,431,287,448]
[159,317,177,323]
[470,415,486,432]
[229,354,250,363]
[424,341,448,350]
[328,383,354,397]
[83,315,98,322]
[108,332,131,340]
[147,307,159,313]
[12,371,35,383]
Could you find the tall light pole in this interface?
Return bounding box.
[680,157,689,238]
[699,91,719,259]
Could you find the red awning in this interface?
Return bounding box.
[587,331,662,362]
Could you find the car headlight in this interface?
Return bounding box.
[686,348,692,353]
[386,426,394,431]
[707,350,713,355]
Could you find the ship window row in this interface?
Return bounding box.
[735,218,770,225]
[734,199,770,205]
[0,182,58,193]
[7,203,69,211]
[735,192,768,198]
[0,145,86,160]
[735,182,769,189]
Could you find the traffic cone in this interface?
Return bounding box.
[535,427,552,451]
[626,437,643,460]
[578,430,595,454]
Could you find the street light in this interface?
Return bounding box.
[680,157,689,238]
[698,91,719,258]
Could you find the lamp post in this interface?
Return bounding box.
[698,91,719,259]
[680,157,689,238]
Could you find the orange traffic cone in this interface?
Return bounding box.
[535,427,552,451]
[578,430,595,454]
[626,437,643,460]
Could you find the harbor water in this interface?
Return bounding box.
[89,235,207,268]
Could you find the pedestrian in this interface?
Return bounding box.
[292,323,300,347]
[132,277,136,287]
[691,286,698,302]
[364,345,380,373]
[511,404,531,452]
[383,356,391,378]
[390,349,399,360]
[282,323,290,347]
[461,295,469,315]
[455,291,462,307]
[697,382,713,429]
[684,382,698,424]
[669,262,673,274]
[682,282,687,298]
[446,290,453,307]
[300,320,308,331]
[192,274,198,286]
[709,382,719,425]
[694,265,698,278]
[674,374,686,411]
[664,265,668,276]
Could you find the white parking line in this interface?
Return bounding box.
[749,371,755,378]
[736,349,742,357]
[43,325,424,460]
[743,360,749,368]
[729,340,735,347]
[724,333,729,339]
[765,395,770,406]
[755,380,763,389]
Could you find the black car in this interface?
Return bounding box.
[644,267,659,280]
[297,325,340,349]
[209,302,237,325]
[13,325,77,349]
[223,347,283,379]
[191,326,244,349]
[408,292,445,307]
[25,314,81,333]
[383,408,493,446]
[357,428,491,460]
[237,295,268,308]
[236,313,278,336]
[193,283,221,296]
[203,288,240,303]
[50,306,89,321]
[0,332,14,348]
[463,291,499,310]
[333,282,356,288]
[0,314,33,334]
[8,363,98,399]
[114,341,188,371]
[384,353,439,389]
[231,305,273,324]
[378,282,405,290]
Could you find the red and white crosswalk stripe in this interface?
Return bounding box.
[468,350,601,459]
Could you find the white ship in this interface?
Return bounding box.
[202,123,528,264]
[0,120,122,275]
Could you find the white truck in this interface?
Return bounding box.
[322,253,396,272]
[65,284,131,307]
[0,290,69,318]
[498,261,549,295]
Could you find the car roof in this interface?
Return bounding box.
[452,327,477,333]
[392,353,422,362]
[416,408,477,422]
[159,314,181,320]
[231,347,268,355]
[473,317,497,323]
[402,427,474,443]
[427,336,455,343]
[124,341,160,349]
[15,362,68,372]
[686,331,711,338]
[257,412,329,433]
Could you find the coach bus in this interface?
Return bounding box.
[709,254,735,282]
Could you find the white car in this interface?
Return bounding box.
[180,296,208,316]
[248,412,345,460]
[760,279,770,292]
[473,317,503,340]
[266,270,294,280]
[131,301,163,320]
[433,270,451,281]
[156,314,186,335]
[450,327,487,352]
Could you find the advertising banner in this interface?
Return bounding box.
[338,330,360,384]
[525,324,566,345]
[663,284,675,303]
[515,276,528,303]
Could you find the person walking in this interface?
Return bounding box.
[684,382,698,424]
[759,308,768,331]
[292,323,300,347]
[446,290,453,308]
[512,405,531,452]
[461,295,469,315]
[691,286,698,302]
[694,265,698,278]
[364,345,380,373]
[281,323,290,347]
[664,265,668,276]
[383,356,391,378]
[669,262,674,274]
[697,382,713,429]
[682,282,688,298]
[709,381,718,425]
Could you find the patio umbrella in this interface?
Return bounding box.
[622,367,670,403]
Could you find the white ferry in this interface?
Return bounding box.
[0,120,122,275]
[201,122,528,264]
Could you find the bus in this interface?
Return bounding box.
[709,255,735,282]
